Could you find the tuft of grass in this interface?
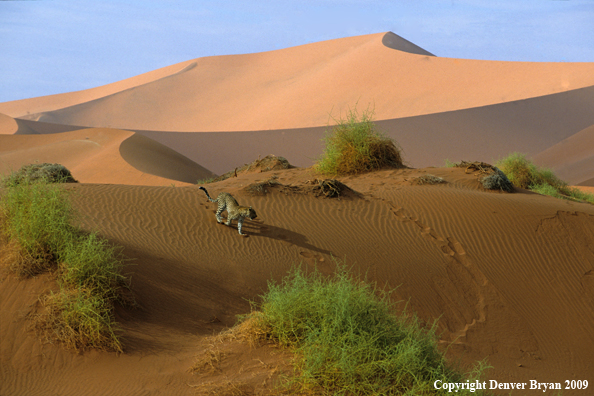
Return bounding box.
[1,175,129,352]
[196,177,215,185]
[444,159,456,168]
[315,107,404,176]
[496,153,594,203]
[243,265,489,395]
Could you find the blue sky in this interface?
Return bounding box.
[1,0,593,103]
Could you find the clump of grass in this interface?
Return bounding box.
[2,163,77,187]
[496,153,593,203]
[244,266,488,395]
[197,177,215,185]
[1,175,128,352]
[315,107,404,176]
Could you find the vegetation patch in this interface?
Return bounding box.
[1,174,129,352]
[2,163,77,187]
[305,178,357,199]
[454,161,514,193]
[238,266,488,395]
[315,107,404,176]
[496,153,594,204]
[244,176,283,196]
[413,174,446,185]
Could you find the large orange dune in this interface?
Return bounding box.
[1,32,594,132]
[1,31,594,395]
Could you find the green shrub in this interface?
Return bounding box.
[2,163,77,187]
[496,153,593,203]
[315,107,404,175]
[1,176,127,351]
[248,266,488,395]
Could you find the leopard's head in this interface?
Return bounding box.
[247,207,257,220]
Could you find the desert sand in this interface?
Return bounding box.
[1,32,594,395]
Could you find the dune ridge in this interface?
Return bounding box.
[7,82,594,186]
[0,126,215,185]
[2,32,593,132]
[532,124,594,186]
[0,59,199,119]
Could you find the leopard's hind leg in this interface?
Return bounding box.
[215,203,225,223]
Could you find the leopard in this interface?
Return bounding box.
[199,186,257,236]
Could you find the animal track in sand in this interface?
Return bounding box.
[387,201,538,357]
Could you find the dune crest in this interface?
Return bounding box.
[0,128,214,185]
[1,32,593,132]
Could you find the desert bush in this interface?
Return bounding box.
[244,266,488,395]
[315,107,404,175]
[2,163,77,187]
[479,168,514,192]
[414,174,446,185]
[496,153,593,203]
[1,175,127,351]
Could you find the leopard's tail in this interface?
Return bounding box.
[198,186,216,202]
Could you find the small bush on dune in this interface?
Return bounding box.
[316,107,404,176]
[1,174,128,352]
[243,266,488,395]
[496,153,593,204]
[2,163,77,187]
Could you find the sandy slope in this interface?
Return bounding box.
[0,59,198,119]
[0,113,19,135]
[9,83,594,186]
[2,32,593,132]
[0,125,215,185]
[532,124,594,186]
[2,167,593,395]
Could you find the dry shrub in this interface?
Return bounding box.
[191,347,226,374]
[215,313,270,349]
[455,161,514,193]
[204,155,293,185]
[31,288,123,352]
[245,176,282,196]
[306,179,356,198]
[413,174,446,185]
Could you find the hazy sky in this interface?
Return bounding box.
[1,0,593,103]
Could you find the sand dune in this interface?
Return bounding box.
[532,124,594,186]
[9,83,594,186]
[2,31,594,395]
[2,32,593,132]
[2,168,593,395]
[0,124,215,185]
[0,113,19,135]
[0,59,198,119]
[128,85,594,185]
